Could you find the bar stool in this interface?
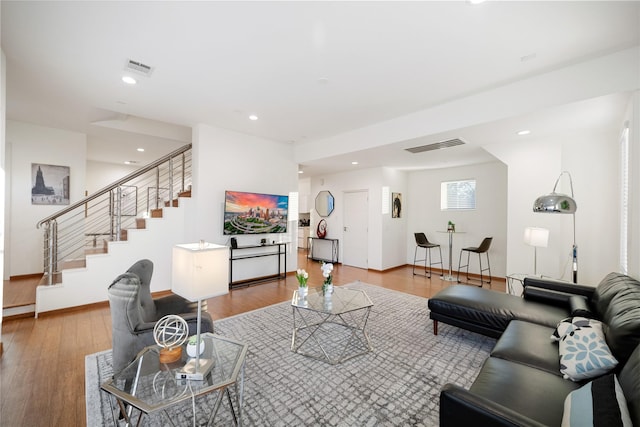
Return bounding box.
[457,237,493,286]
[413,232,443,278]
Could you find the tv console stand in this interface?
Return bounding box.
[229,242,288,289]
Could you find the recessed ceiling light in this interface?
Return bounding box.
[352,161,359,165]
[249,114,258,121]
[298,170,304,174]
[137,148,145,152]
[122,76,137,85]
[124,160,138,165]
[517,130,531,136]
[468,0,486,4]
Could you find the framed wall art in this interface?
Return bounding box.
[392,192,402,218]
[31,163,70,205]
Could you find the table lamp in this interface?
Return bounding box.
[524,227,549,276]
[172,241,229,380]
[532,171,578,283]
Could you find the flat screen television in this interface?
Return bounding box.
[223,190,289,235]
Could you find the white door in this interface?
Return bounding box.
[343,191,368,269]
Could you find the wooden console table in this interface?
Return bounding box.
[307,237,339,263]
[229,242,288,288]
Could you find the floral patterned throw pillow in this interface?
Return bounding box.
[559,325,618,381]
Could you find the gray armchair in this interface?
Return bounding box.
[107,259,214,374]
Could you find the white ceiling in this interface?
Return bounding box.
[2,1,639,175]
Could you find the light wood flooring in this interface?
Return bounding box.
[1,250,504,426]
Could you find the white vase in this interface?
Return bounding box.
[186,338,205,358]
[298,286,308,300]
[324,284,333,295]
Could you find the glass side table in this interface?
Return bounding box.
[101,333,247,426]
[291,285,373,365]
[506,273,529,296]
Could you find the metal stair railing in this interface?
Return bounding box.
[36,143,193,285]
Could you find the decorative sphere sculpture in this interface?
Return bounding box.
[153,315,189,363]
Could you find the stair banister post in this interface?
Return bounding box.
[109,189,115,241]
[43,220,58,285]
[43,221,51,285]
[51,220,58,282]
[116,186,122,241]
[168,156,174,204]
[155,167,160,210]
[180,153,186,193]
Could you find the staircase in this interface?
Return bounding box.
[33,144,194,316]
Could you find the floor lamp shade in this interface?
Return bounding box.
[172,242,229,302]
[532,171,578,283]
[524,227,549,276]
[532,193,577,213]
[524,227,549,248]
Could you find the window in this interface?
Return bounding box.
[441,179,476,210]
[289,191,299,222]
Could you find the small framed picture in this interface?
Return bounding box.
[392,192,402,218]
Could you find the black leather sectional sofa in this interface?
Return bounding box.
[428,272,640,426]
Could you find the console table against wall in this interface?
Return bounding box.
[229,243,288,288]
[307,237,339,263]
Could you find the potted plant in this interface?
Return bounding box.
[186,335,205,358]
[296,269,309,298]
[321,262,334,296]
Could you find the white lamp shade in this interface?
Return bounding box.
[172,242,229,302]
[523,227,549,248]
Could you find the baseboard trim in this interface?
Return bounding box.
[3,304,36,320]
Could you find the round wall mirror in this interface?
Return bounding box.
[315,191,335,217]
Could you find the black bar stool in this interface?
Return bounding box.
[413,232,443,278]
[457,237,493,286]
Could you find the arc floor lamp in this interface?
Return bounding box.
[532,171,578,283]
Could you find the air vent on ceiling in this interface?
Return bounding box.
[125,59,154,77]
[405,138,466,154]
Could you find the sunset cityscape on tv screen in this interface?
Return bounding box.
[223,190,289,235]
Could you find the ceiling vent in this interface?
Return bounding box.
[405,138,466,154]
[124,59,154,77]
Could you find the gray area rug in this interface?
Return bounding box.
[86,282,495,426]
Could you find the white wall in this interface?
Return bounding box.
[298,176,311,213]
[563,131,619,283]
[85,160,138,194]
[486,140,562,280]
[486,128,620,285]
[6,121,87,276]
[406,161,508,278]
[381,167,408,270]
[190,124,299,281]
[627,92,640,278]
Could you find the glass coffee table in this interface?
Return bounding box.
[291,285,373,365]
[101,333,247,426]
